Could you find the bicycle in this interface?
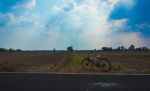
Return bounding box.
[81,54,111,72]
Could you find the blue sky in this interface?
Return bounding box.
[0,0,150,50]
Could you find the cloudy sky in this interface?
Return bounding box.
[0,0,150,50]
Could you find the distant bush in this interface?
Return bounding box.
[52,48,56,52]
[16,49,22,52]
[67,46,73,52]
[9,48,15,52]
[101,44,150,51]
[101,47,112,51]
[129,44,135,50]
[136,47,149,51]
[0,48,7,52]
[116,46,121,51]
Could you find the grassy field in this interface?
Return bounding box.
[0,51,150,74]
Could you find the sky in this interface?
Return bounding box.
[0,0,150,50]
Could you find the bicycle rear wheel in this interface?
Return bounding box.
[99,58,111,72]
[81,58,93,70]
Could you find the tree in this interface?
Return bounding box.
[101,47,112,51]
[94,49,97,52]
[16,49,22,52]
[102,47,107,51]
[116,46,121,51]
[121,46,125,50]
[67,46,73,52]
[129,44,135,50]
[0,48,7,52]
[142,47,149,50]
[9,48,15,52]
[53,48,56,52]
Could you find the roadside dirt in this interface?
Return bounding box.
[0,51,150,74]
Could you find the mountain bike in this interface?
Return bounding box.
[81,55,111,72]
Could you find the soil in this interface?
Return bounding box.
[0,51,150,74]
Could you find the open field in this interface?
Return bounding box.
[0,51,150,74]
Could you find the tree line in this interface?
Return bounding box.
[0,48,22,52]
[0,44,149,52]
[101,44,149,51]
[63,45,149,52]
[66,45,149,52]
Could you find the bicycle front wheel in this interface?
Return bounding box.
[100,58,111,72]
[81,58,93,70]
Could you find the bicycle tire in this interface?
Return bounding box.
[81,58,93,70]
[99,58,111,72]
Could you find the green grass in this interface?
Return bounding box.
[65,52,122,72]
[66,52,83,69]
[111,64,121,71]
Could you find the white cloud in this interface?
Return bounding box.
[52,6,62,13]
[71,0,125,48]
[13,0,36,9]
[2,27,70,50]
[84,31,149,49]
[25,0,36,9]
[136,22,150,29]
[121,0,136,8]
[110,19,128,30]
[116,32,145,47]
[2,12,40,27]
[47,0,142,49]
[1,0,148,50]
